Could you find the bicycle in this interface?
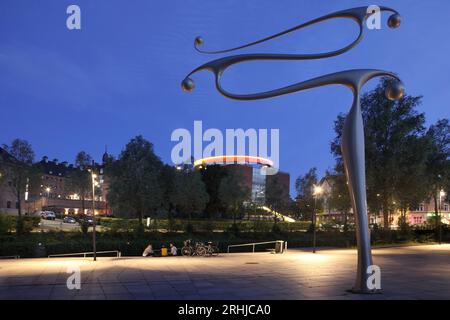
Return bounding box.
[205,241,219,256]
[181,240,219,257]
[181,239,194,256]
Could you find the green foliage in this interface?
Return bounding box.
[331,79,430,229]
[271,223,282,235]
[425,119,450,218]
[80,220,89,235]
[295,167,320,220]
[227,223,240,236]
[170,168,209,220]
[219,170,251,223]
[108,135,164,224]
[200,165,228,217]
[266,175,289,213]
[15,216,34,235]
[0,215,15,235]
[185,222,194,234]
[1,227,443,258]
[2,139,36,216]
[66,151,92,213]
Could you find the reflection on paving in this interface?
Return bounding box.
[1,244,449,300]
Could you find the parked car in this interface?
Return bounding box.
[41,211,56,220]
[63,216,77,224]
[82,216,94,225]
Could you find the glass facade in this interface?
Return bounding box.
[251,167,266,205]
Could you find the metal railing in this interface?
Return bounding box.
[48,250,121,258]
[227,241,287,253]
[0,255,20,259]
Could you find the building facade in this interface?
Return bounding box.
[317,176,449,228]
[0,148,111,216]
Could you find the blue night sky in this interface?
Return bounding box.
[1,0,449,196]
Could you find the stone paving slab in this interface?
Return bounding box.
[1,244,450,300]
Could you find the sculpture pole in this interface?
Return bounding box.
[182,6,405,293]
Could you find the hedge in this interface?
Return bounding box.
[1,228,446,258]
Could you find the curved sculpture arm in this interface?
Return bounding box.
[182,6,402,95]
[213,69,403,101]
[194,6,399,55]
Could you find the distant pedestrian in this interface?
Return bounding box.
[142,244,153,257]
[169,243,178,256]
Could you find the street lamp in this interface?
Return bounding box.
[438,189,446,245]
[44,187,51,208]
[182,6,404,293]
[90,161,98,261]
[312,185,323,254]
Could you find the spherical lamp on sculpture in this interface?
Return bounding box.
[385,80,405,101]
[388,13,402,29]
[181,77,195,92]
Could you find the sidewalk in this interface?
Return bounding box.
[1,244,449,300]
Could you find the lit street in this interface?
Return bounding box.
[1,244,449,300]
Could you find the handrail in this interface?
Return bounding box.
[48,250,121,258]
[227,240,286,253]
[0,255,20,259]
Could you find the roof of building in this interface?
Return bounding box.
[0,147,18,164]
[36,157,76,177]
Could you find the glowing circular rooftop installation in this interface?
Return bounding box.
[194,155,273,168]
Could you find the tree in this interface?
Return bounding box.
[170,168,209,220]
[331,78,428,229]
[425,119,450,234]
[67,151,92,216]
[200,165,228,218]
[326,168,352,231]
[295,167,319,221]
[159,164,176,217]
[2,139,35,217]
[107,136,163,225]
[265,175,289,216]
[218,170,250,224]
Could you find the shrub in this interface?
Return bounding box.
[227,223,240,236]
[0,215,15,235]
[80,221,89,235]
[185,222,194,234]
[271,223,282,235]
[16,217,34,235]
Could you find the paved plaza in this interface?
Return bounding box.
[1,244,449,300]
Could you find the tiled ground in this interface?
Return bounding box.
[1,244,450,300]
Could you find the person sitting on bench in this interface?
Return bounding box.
[142,244,153,257]
[169,243,178,256]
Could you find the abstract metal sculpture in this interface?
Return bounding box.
[182,6,405,293]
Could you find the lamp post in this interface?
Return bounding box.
[90,161,97,261]
[182,6,404,293]
[439,189,446,245]
[45,187,51,208]
[312,185,323,253]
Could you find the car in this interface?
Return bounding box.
[41,211,56,220]
[82,216,94,225]
[63,216,77,224]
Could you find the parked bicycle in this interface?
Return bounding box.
[205,241,219,256]
[181,239,220,257]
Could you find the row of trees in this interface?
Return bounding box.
[295,79,450,230]
[106,136,253,225]
[1,135,287,227]
[0,140,100,218]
